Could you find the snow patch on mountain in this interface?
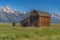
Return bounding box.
[51,13,60,23]
[0,6,22,22]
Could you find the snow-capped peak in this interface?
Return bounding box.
[0,6,28,22]
[5,6,11,10]
[23,12,26,14]
[0,6,16,14]
[52,13,60,20]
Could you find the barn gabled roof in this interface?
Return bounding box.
[30,10,51,17]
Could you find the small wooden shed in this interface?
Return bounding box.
[20,10,51,27]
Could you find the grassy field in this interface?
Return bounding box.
[0,23,60,40]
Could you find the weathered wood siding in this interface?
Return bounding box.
[39,16,50,26]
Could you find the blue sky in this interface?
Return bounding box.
[0,0,60,14]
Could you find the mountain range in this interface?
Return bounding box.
[0,6,60,23]
[0,6,26,22]
[51,13,60,23]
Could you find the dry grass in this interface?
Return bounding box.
[0,23,60,40]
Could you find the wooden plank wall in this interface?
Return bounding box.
[39,16,50,27]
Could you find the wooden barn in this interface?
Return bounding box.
[20,10,51,27]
